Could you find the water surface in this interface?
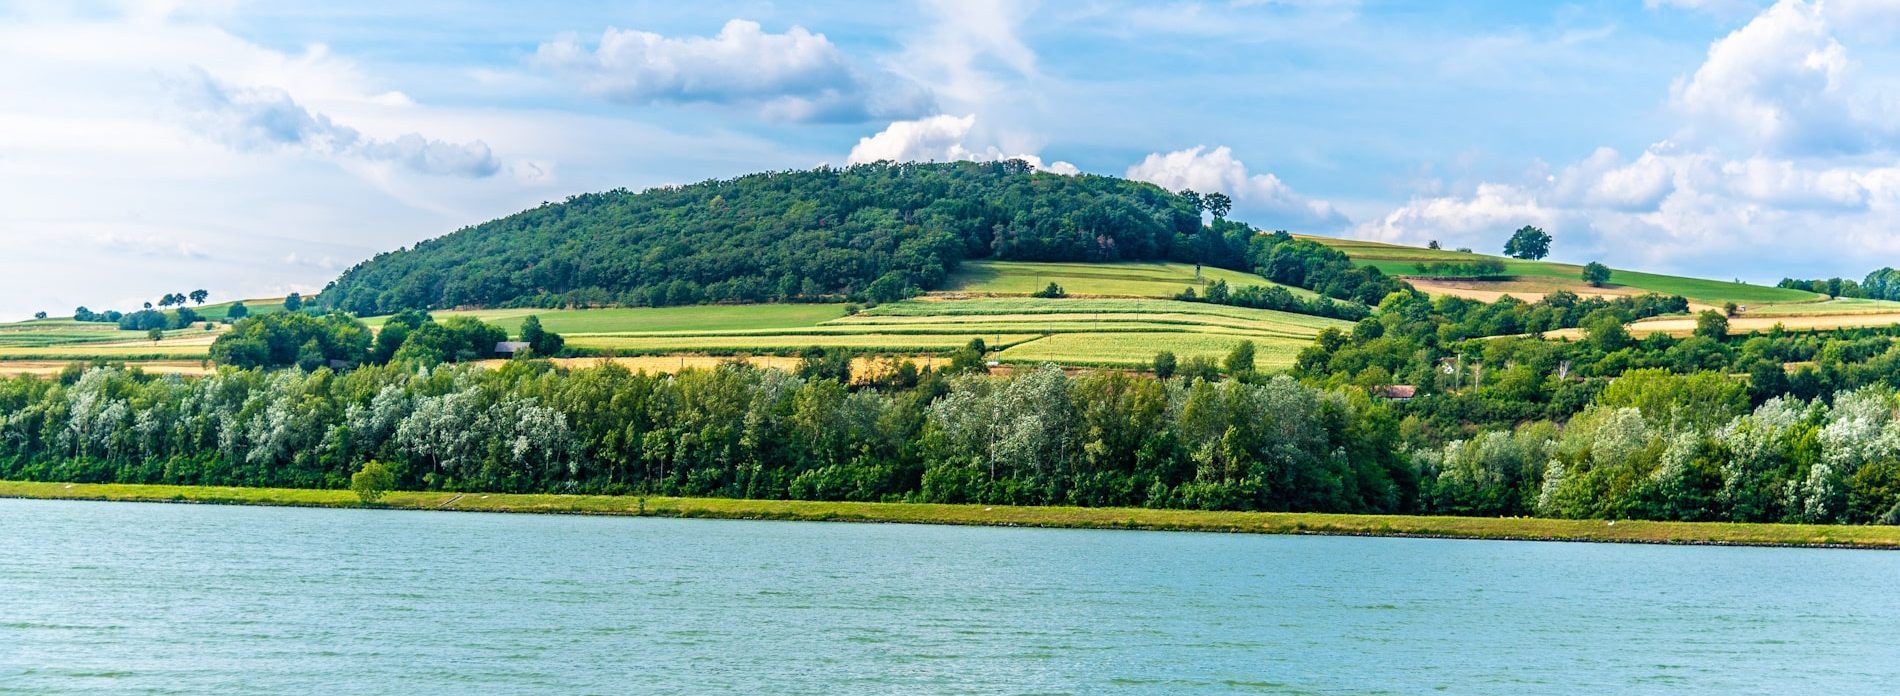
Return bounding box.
[1,498,1895,694]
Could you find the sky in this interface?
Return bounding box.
[4,0,1900,320]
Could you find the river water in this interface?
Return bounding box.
[1,498,1896,694]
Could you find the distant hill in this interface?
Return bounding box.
[321,161,1227,315]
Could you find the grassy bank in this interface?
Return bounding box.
[5,481,1899,549]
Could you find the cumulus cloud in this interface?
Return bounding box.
[1671,0,1896,156]
[1125,146,1349,230]
[1360,0,1900,278]
[535,19,934,123]
[846,114,1078,174]
[177,68,501,177]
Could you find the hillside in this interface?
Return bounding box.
[1304,236,1822,307]
[321,161,1221,315]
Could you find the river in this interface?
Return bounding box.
[1,498,1896,694]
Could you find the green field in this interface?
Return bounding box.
[1741,297,1900,316]
[7,480,1897,549]
[0,318,215,359]
[515,297,1349,370]
[945,260,1317,299]
[1305,236,1823,305]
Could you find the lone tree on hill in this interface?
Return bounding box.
[189,289,209,305]
[1503,225,1551,260]
[1582,261,1611,288]
[284,293,302,312]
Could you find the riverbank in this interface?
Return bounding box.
[5,480,1898,548]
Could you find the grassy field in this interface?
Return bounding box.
[356,282,1350,371]
[363,303,850,333]
[5,480,1897,549]
[0,320,219,360]
[944,260,1316,299]
[1304,236,1823,306]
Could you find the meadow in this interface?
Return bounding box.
[943,259,1315,298]
[1305,236,1823,306]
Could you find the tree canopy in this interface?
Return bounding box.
[1503,226,1551,260]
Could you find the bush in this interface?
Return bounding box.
[350,460,397,504]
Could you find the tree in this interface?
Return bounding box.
[1694,310,1729,340]
[189,289,209,305]
[146,328,163,343]
[157,294,175,308]
[1031,282,1066,298]
[1581,261,1611,288]
[519,315,564,357]
[1203,192,1233,220]
[33,311,46,320]
[283,293,303,312]
[226,302,250,319]
[1503,226,1551,260]
[350,460,397,503]
[1152,351,1177,379]
[1427,240,1441,250]
[1224,340,1256,375]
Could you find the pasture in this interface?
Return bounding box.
[943,260,1316,299]
[1304,236,1822,306]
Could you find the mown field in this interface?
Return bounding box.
[944,259,1316,299]
[0,319,218,360]
[7,481,1898,549]
[542,297,1341,370]
[1304,236,1823,306]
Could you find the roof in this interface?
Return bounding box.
[495,341,531,353]
[1374,385,1417,399]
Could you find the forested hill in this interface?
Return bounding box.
[322,160,1231,314]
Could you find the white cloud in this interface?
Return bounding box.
[1125,145,1348,230]
[1671,0,1896,156]
[1359,0,1900,280]
[177,69,500,178]
[846,114,1077,174]
[534,19,934,123]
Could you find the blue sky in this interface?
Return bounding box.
[4,0,1900,319]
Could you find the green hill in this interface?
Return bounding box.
[1304,236,1823,306]
[320,161,1231,315]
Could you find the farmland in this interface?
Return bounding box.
[1305,236,1823,306]
[943,259,1314,299]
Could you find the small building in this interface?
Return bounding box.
[494,341,530,358]
[1373,385,1417,401]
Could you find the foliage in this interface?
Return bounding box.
[321,161,1210,314]
[209,312,372,370]
[351,460,397,503]
[1031,282,1067,298]
[1503,226,1551,260]
[1582,261,1611,288]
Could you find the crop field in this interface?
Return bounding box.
[0,319,217,360]
[363,303,850,333]
[420,295,1347,371]
[1303,236,1822,306]
[1740,297,1900,316]
[943,260,1316,299]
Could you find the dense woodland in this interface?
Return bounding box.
[325,161,1211,313]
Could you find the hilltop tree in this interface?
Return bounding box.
[33,311,47,320]
[284,293,303,312]
[226,302,250,320]
[1503,226,1551,260]
[1203,191,1233,220]
[190,289,209,305]
[1582,261,1611,288]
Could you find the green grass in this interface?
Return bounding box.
[1305,236,1823,305]
[1742,297,1900,316]
[998,332,1308,370]
[565,333,1046,355]
[189,297,289,322]
[363,304,850,334]
[359,296,1349,371]
[945,260,1317,299]
[5,480,1897,549]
